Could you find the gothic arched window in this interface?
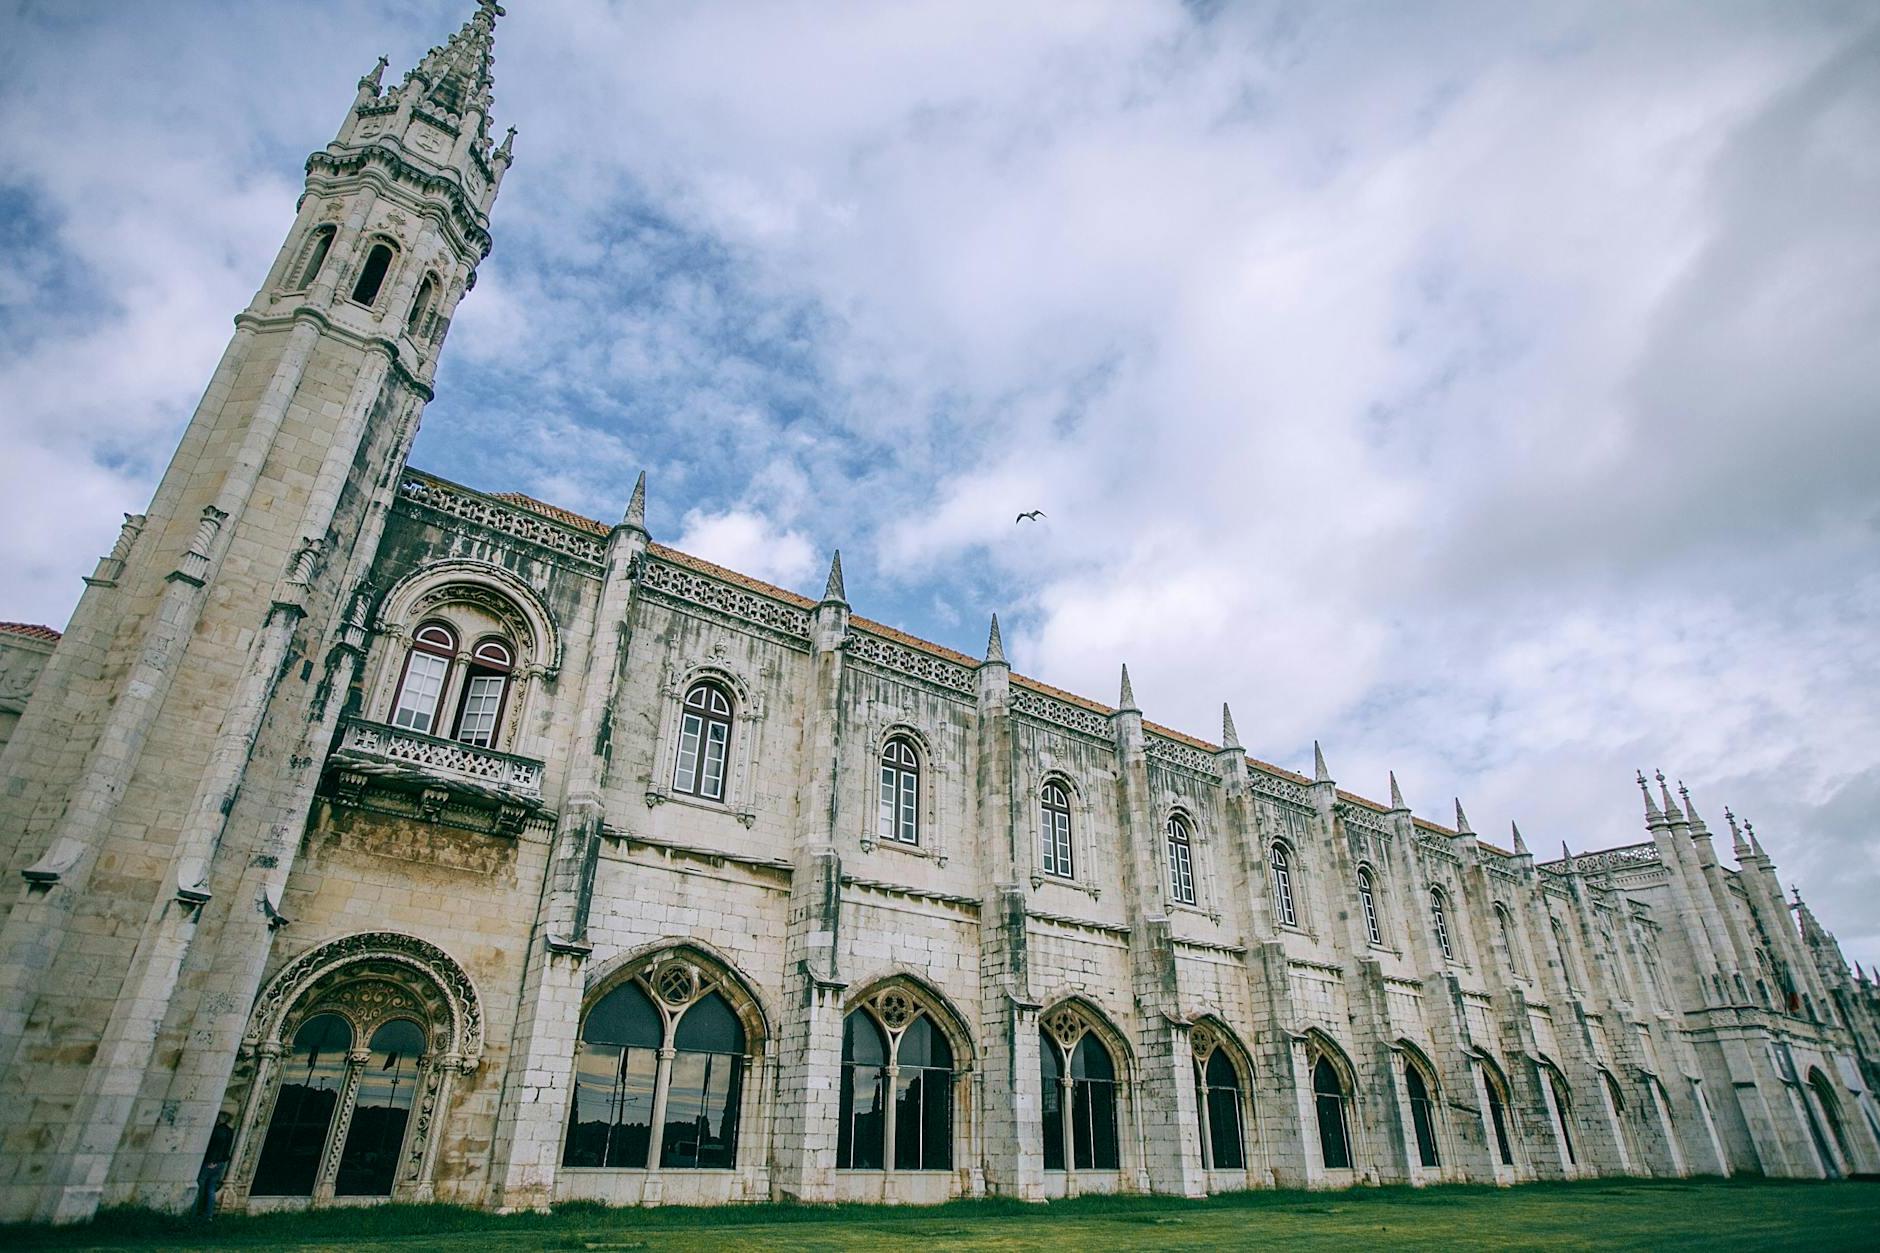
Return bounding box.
[351,241,397,307]
[452,638,513,748]
[836,989,957,1172]
[1541,1061,1576,1165]
[1190,1026,1248,1171]
[250,1013,352,1197]
[1312,1051,1353,1170]
[1404,1056,1441,1169]
[1495,903,1524,977]
[1040,1007,1121,1172]
[1358,868,1383,946]
[333,1018,426,1196]
[1165,813,1196,905]
[673,681,733,801]
[877,737,920,846]
[564,961,752,1171]
[1483,1063,1516,1166]
[1040,781,1074,879]
[1552,919,1580,992]
[296,225,336,291]
[407,273,439,336]
[391,622,456,735]
[1270,843,1298,928]
[1431,888,1455,962]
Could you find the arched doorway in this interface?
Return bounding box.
[1307,1035,1357,1173]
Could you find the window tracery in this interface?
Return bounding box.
[1040,1004,1123,1172]
[837,984,961,1172]
[1189,1021,1249,1171]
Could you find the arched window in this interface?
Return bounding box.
[673,682,733,801]
[296,225,336,290]
[837,989,956,1172]
[407,273,438,336]
[1495,904,1524,977]
[334,1019,426,1196]
[877,737,920,846]
[1040,1007,1120,1171]
[1551,919,1580,992]
[1312,1051,1353,1170]
[1165,814,1196,906]
[351,241,397,306]
[251,1013,352,1196]
[1040,781,1073,879]
[1431,888,1454,962]
[1808,1069,1853,1168]
[452,637,513,748]
[1358,868,1382,946]
[391,622,456,735]
[1541,1061,1576,1165]
[1270,843,1298,928]
[1483,1064,1516,1166]
[564,961,751,1171]
[1190,1025,1247,1171]
[1404,1056,1440,1169]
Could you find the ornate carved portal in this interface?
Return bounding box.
[222,933,483,1210]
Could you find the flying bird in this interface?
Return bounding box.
[1015,510,1046,523]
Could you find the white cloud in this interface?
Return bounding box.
[673,508,819,591]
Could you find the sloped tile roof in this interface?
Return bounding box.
[0,622,61,643]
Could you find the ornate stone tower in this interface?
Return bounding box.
[0,2,511,1222]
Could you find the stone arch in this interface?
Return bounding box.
[1038,993,1134,1071]
[246,930,482,1064]
[582,937,772,1049]
[375,558,560,677]
[1187,1013,1255,1084]
[845,970,976,1070]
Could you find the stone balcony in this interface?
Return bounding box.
[323,715,549,836]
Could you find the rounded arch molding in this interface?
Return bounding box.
[374,558,562,677]
[245,930,484,1067]
[581,936,774,1046]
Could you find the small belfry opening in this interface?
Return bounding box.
[351,242,396,306]
[296,225,335,290]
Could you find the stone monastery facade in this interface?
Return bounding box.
[4,2,1880,1224]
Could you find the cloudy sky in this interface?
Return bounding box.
[2,1,1877,959]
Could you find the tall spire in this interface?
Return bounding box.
[821,550,846,603]
[1312,741,1331,783]
[621,470,647,531]
[1221,703,1241,750]
[1725,807,1749,858]
[1453,798,1473,835]
[1638,770,1663,822]
[1678,780,1706,831]
[1510,821,1529,856]
[408,0,503,131]
[1117,664,1138,712]
[1388,771,1406,812]
[1657,769,1683,822]
[983,613,1006,665]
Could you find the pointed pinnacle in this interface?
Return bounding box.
[1221,703,1241,750]
[1726,806,1749,855]
[1659,773,1683,821]
[822,550,846,603]
[1511,821,1530,856]
[496,125,516,160]
[1638,770,1662,820]
[1561,840,1574,866]
[1389,771,1406,811]
[984,613,1006,665]
[1746,819,1767,860]
[1310,740,1330,783]
[1453,798,1473,835]
[1117,664,1138,711]
[622,470,646,530]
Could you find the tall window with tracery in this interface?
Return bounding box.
[1358,869,1382,946]
[1270,844,1298,928]
[673,682,733,801]
[1431,888,1454,962]
[1039,1011,1121,1172]
[1165,814,1196,905]
[390,622,456,735]
[877,738,920,845]
[1040,782,1073,879]
[1190,1026,1247,1171]
[836,990,955,1172]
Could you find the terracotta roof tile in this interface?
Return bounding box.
[0,622,60,643]
[647,543,817,608]
[490,492,610,536]
[851,616,980,668]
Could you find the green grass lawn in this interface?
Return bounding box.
[5,1178,1875,1252]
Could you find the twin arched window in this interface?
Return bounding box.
[673,681,733,800]
[250,1014,426,1199]
[1431,888,1455,963]
[1165,814,1196,906]
[1039,1012,1121,1171]
[390,623,515,746]
[1040,782,1074,879]
[1270,843,1298,928]
[1190,1026,1247,1171]
[563,968,748,1170]
[837,993,954,1171]
[877,737,920,845]
[1358,868,1383,946]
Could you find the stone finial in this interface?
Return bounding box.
[1388,771,1406,812]
[1725,807,1749,857]
[622,470,647,531]
[1453,797,1473,835]
[362,54,389,91]
[1221,702,1241,750]
[496,125,517,161]
[984,613,1006,665]
[1638,770,1662,821]
[1745,818,1767,861]
[1511,821,1530,856]
[1117,664,1138,712]
[1312,740,1331,783]
[822,550,846,604]
[1658,770,1683,821]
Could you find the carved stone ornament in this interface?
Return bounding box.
[1045,1005,1092,1053]
[654,960,701,1008]
[246,931,484,1065]
[874,989,916,1031]
[1190,1021,1220,1062]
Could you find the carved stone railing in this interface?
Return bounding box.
[637,555,813,641]
[1146,733,1221,778]
[1011,684,1112,740]
[1249,769,1310,807]
[333,717,544,801]
[1546,842,1660,877]
[1336,802,1390,836]
[398,473,605,566]
[847,628,975,694]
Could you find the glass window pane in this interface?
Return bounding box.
[674,992,744,1054]
[335,1019,426,1196]
[392,651,448,733]
[896,1017,951,1070]
[1208,1082,1245,1170]
[674,713,702,793]
[838,1062,885,1169]
[661,1050,742,1169]
[251,1014,353,1197]
[583,981,663,1050]
[921,1069,953,1170]
[1039,1031,1064,1171]
[455,673,505,746]
[701,721,728,799]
